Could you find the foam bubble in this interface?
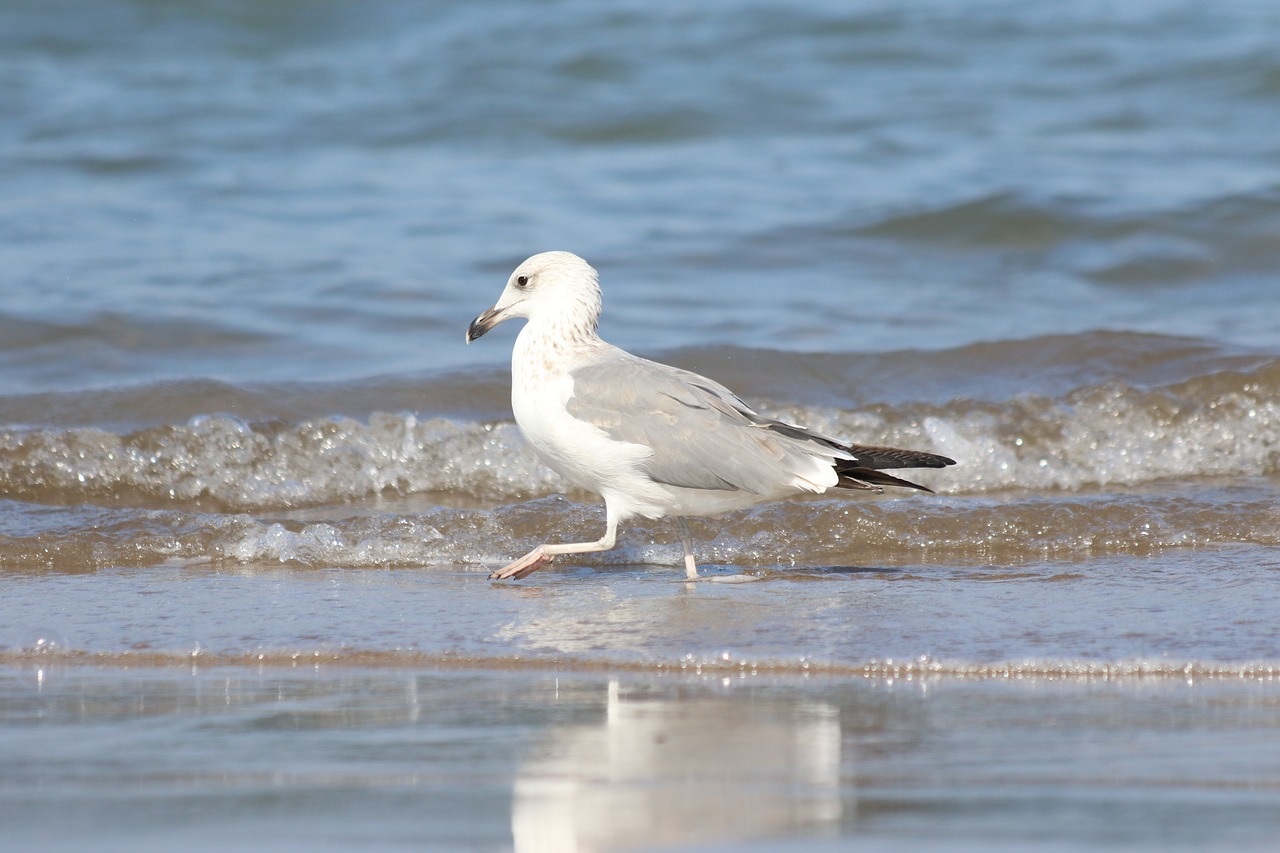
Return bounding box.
[217,516,447,566]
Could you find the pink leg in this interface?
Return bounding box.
[489,513,620,581]
[488,546,556,580]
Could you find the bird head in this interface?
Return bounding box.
[467,251,602,343]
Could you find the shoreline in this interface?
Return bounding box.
[5,649,1279,681]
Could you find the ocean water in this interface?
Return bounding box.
[3,0,1280,849]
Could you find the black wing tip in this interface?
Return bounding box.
[843,444,957,471]
[835,447,956,492]
[837,468,936,493]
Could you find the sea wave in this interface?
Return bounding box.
[0,414,556,511]
[2,484,1276,572]
[1,354,1275,512]
[853,189,1280,275]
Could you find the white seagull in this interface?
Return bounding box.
[467,251,955,581]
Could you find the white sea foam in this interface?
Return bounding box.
[0,362,1277,514]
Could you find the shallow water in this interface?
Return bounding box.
[3,0,1280,849]
[3,665,1280,852]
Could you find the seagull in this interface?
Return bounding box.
[466,251,955,581]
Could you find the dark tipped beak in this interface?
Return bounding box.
[466,306,504,344]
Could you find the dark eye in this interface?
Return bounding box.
[515,275,529,288]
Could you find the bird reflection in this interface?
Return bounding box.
[512,681,844,852]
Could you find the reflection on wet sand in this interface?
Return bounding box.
[511,680,843,852]
[3,665,1279,851]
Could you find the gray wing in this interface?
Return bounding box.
[565,352,851,493]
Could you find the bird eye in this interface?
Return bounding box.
[515,275,529,288]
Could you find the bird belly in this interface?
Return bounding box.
[642,484,785,518]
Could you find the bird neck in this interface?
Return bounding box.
[529,293,602,346]
[515,310,602,375]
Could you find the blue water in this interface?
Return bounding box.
[5,1,1280,391]
[3,1,1280,850]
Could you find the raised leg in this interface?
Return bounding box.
[489,512,620,581]
[676,517,699,580]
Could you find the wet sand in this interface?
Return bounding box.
[4,554,1280,851]
[3,661,1278,852]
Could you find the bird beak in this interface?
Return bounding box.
[466,306,505,343]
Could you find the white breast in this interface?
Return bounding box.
[510,325,671,520]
